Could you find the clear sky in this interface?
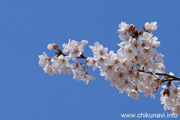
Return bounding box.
[1,0,180,120]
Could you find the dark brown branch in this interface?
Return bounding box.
[77,53,87,59]
[138,69,180,82]
[55,48,66,57]
[161,79,180,82]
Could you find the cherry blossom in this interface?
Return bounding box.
[144,21,157,32]
[39,21,180,115]
[118,22,130,34]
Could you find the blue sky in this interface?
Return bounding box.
[1,0,180,120]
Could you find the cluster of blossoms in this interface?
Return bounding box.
[86,21,165,100]
[39,40,95,84]
[38,21,180,114]
[160,73,180,114]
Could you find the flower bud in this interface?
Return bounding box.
[163,89,170,97]
[47,43,58,50]
[129,24,135,31]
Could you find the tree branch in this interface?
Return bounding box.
[138,69,180,82]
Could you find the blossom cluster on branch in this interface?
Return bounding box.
[38,21,180,114]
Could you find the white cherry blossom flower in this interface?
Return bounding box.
[62,39,87,57]
[43,63,55,75]
[144,21,157,32]
[155,53,164,63]
[118,22,130,34]
[127,89,139,100]
[62,65,73,74]
[38,52,49,67]
[52,55,70,69]
[86,57,98,71]
[119,32,130,42]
